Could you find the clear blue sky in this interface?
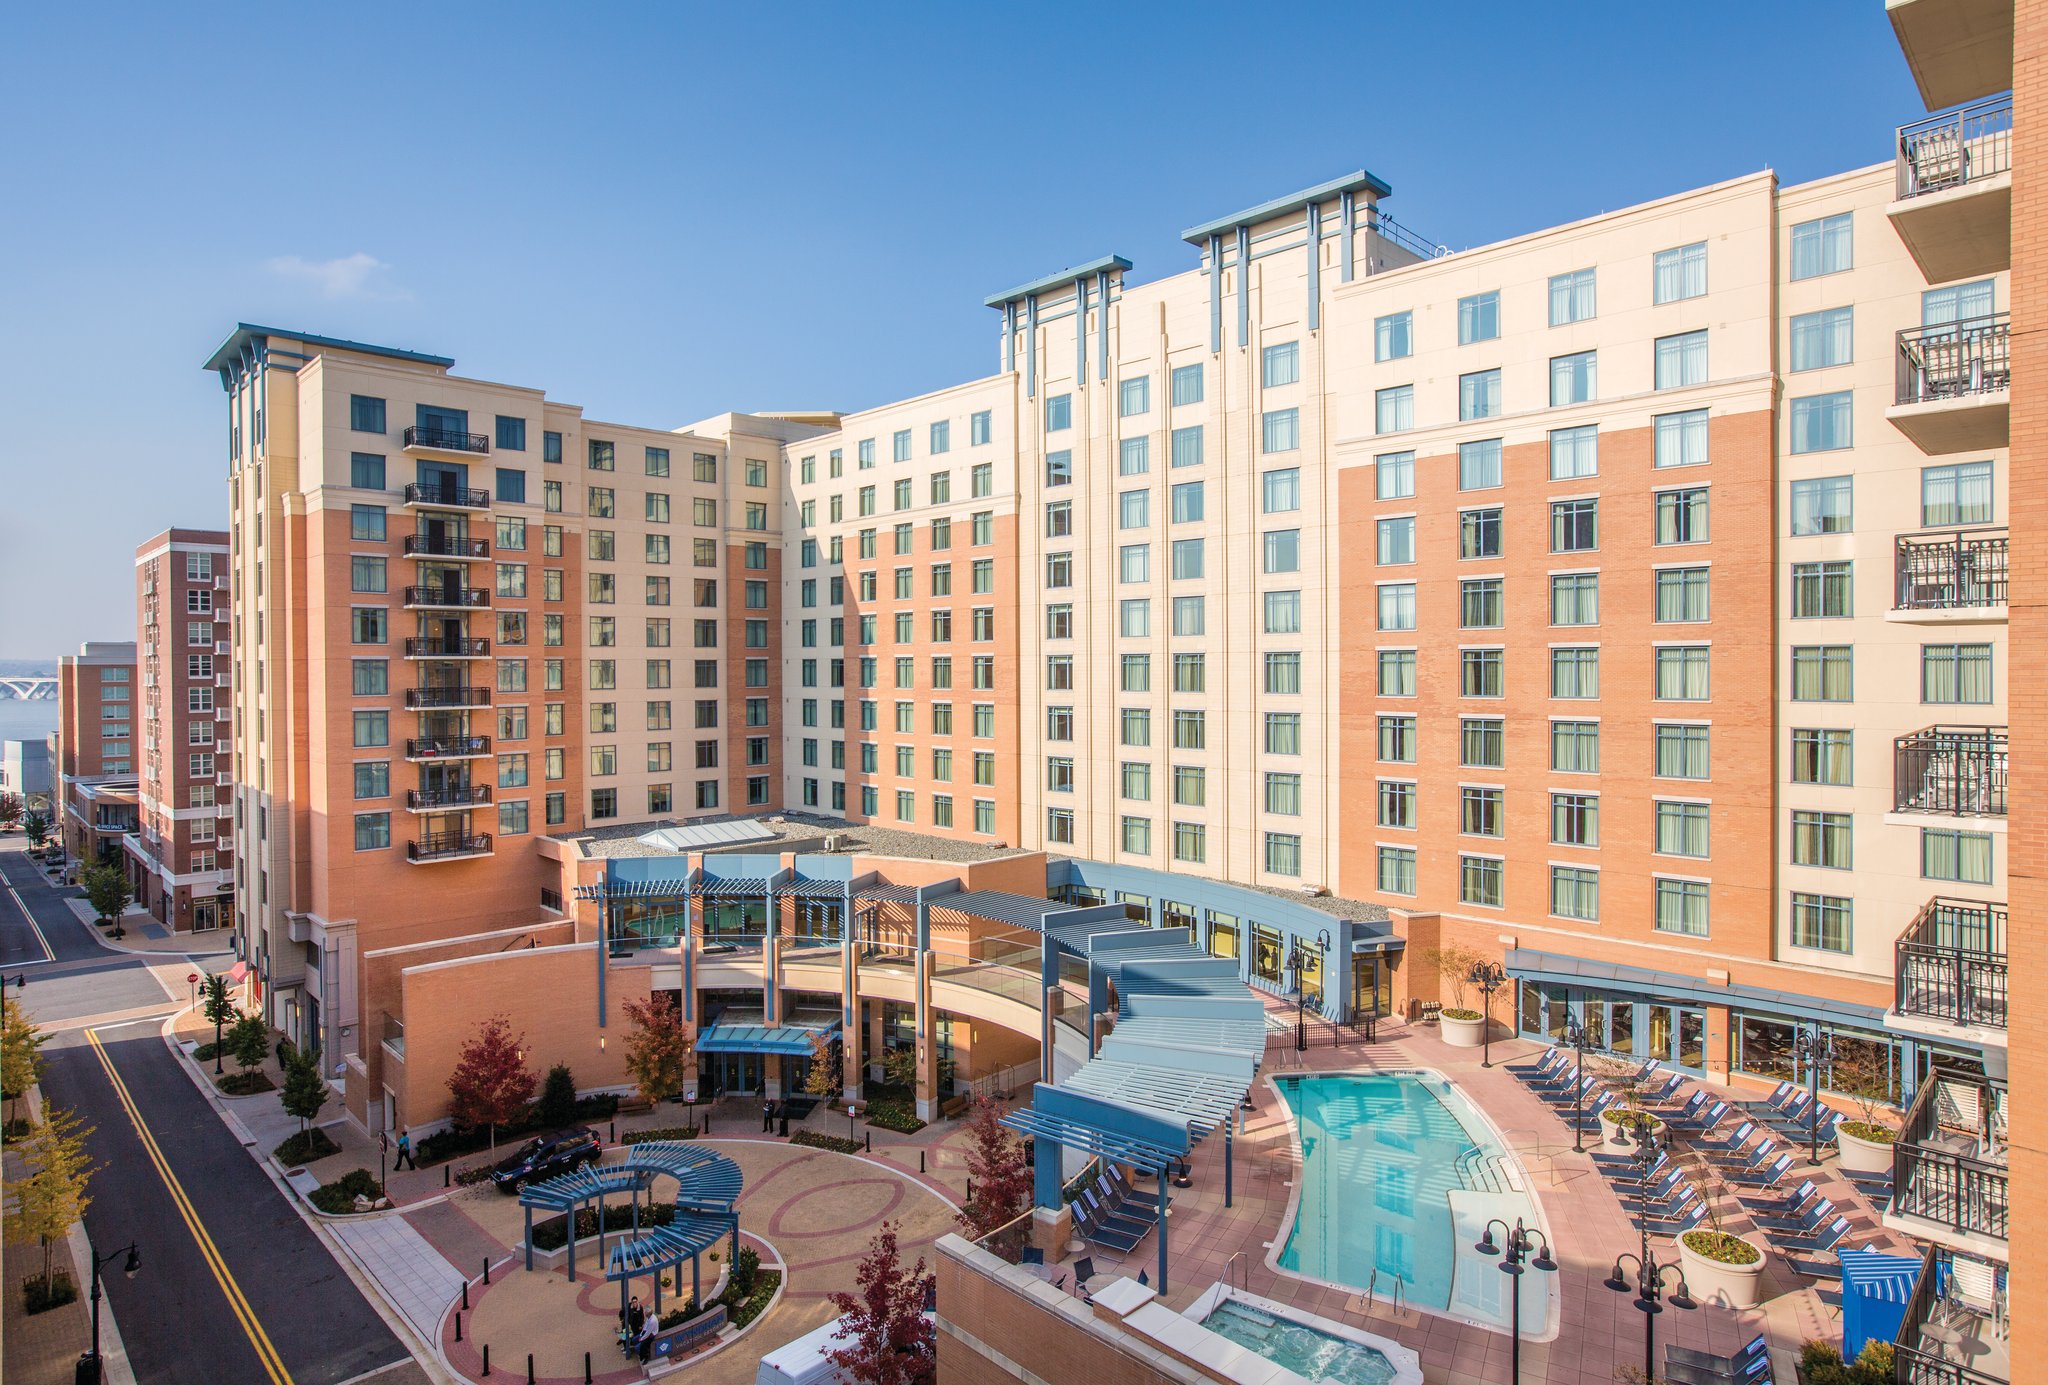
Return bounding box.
[0,1,1919,658]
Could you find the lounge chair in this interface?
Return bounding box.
[1696,1119,1760,1157]
[1510,1048,1569,1081]
[1751,1195,1835,1236]
[1668,1333,1769,1376]
[1656,1090,1713,1123]
[1668,1099,1732,1136]
[1664,1335,1773,1385]
[1706,1136,1780,1175]
[1771,1214,1851,1256]
[1724,1153,1795,1191]
[1639,1072,1686,1107]
[1613,1167,1687,1209]
[1633,1196,1706,1237]
[1738,1177,1823,1217]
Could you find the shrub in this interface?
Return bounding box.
[2,1116,33,1142]
[732,1244,761,1297]
[190,1041,219,1063]
[657,1300,699,1330]
[790,1131,860,1154]
[1439,1007,1482,1022]
[22,1270,77,1314]
[862,1098,925,1134]
[574,1092,619,1122]
[220,1072,275,1096]
[454,1161,496,1187]
[534,1064,578,1130]
[1680,1228,1760,1265]
[1799,1339,1895,1385]
[529,1201,676,1251]
[273,1128,341,1167]
[624,1125,702,1145]
[309,1168,384,1214]
[720,1268,780,1330]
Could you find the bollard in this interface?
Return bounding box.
[482,1344,491,1377]
[610,1121,617,1144]
[527,1353,535,1385]
[919,1150,925,1173]
[455,1313,462,1342]
[585,1350,593,1384]
[445,1164,451,1188]
[463,1282,470,1310]
[866,1131,872,1153]
[483,1257,491,1285]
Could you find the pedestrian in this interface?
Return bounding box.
[762,1098,774,1133]
[393,1127,416,1171]
[623,1294,644,1337]
[637,1309,657,1362]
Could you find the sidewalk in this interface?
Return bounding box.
[59,899,233,958]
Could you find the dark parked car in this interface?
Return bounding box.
[489,1126,601,1193]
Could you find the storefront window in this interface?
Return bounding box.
[1300,946,1323,1009]
[790,899,840,942]
[614,902,684,947]
[1163,900,1198,937]
[1735,1013,1796,1082]
[1250,923,1282,983]
[1206,910,1240,960]
[702,899,768,944]
[1117,891,1153,924]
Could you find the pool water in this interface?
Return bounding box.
[1201,1301,1398,1385]
[1276,1071,1550,1332]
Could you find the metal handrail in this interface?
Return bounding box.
[408,832,493,862]
[1894,726,2008,817]
[1897,96,2014,200]
[404,735,492,759]
[402,480,492,508]
[404,685,491,709]
[402,534,490,559]
[404,637,490,657]
[1896,897,2007,1029]
[402,425,491,454]
[1896,528,2009,610]
[407,785,491,809]
[1894,1078,2008,1241]
[1896,314,2011,406]
[402,585,491,608]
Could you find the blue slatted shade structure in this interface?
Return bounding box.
[695,874,777,899]
[927,890,1069,930]
[606,1213,732,1276]
[1045,914,1149,955]
[1001,1107,1176,1174]
[695,1020,839,1056]
[518,1143,744,1289]
[855,883,919,904]
[780,877,850,899]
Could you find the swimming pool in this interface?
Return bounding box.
[1273,1070,1553,1334]
[1180,1284,1422,1385]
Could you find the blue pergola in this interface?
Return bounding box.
[518,1142,742,1314]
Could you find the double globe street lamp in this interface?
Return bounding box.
[1466,961,1507,1067]
[1475,1217,1556,1385]
[1604,1126,1694,1382]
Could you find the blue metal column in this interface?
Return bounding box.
[1003,302,1016,373]
[1032,1120,1063,1209]
[1097,270,1112,381]
[595,877,609,1026]
[1236,226,1251,348]
[1225,1121,1234,1207]
[1208,235,1224,352]
[1074,277,1089,382]
[1340,189,1356,283]
[1157,1170,1170,1292]
[1306,200,1322,332]
[1024,294,1039,399]
[681,880,695,1023]
[762,884,779,1026]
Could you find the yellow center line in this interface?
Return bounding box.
[84,1026,294,1385]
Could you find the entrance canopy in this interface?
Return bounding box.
[696,1019,840,1056]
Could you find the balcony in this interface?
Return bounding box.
[407,831,493,863]
[1894,529,2008,621]
[403,636,490,659]
[401,534,490,561]
[404,735,491,762]
[1894,727,2007,817]
[1894,897,2006,1038]
[1890,314,2010,454]
[406,784,491,813]
[1894,1246,2009,1385]
[402,480,491,511]
[402,425,491,456]
[1887,0,2013,112]
[1890,98,2013,282]
[403,685,491,710]
[1888,1076,2007,1251]
[402,584,490,610]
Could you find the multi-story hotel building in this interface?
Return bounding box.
[122,528,235,931]
[53,639,137,867]
[200,6,2019,1314]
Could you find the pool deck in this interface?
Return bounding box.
[1045,1006,1915,1385]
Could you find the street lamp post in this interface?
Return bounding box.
[1467,962,1507,1067]
[1604,1127,1693,1381]
[1284,930,1330,1053]
[1475,1217,1556,1385]
[1561,1014,1590,1152]
[77,1240,141,1384]
[1790,1026,1833,1165]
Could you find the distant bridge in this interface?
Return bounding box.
[0,678,57,701]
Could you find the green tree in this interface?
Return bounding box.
[0,791,20,830]
[4,1105,96,1286]
[202,974,235,1073]
[79,862,131,935]
[534,1062,577,1129]
[1,996,46,1125]
[279,1042,328,1136]
[226,1012,270,1076]
[826,1223,936,1385]
[804,1031,842,1101]
[620,995,693,1108]
[22,810,47,851]
[881,1045,917,1093]
[444,1014,535,1153]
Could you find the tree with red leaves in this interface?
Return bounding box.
[826,1222,935,1385]
[955,1096,1034,1259]
[445,1014,535,1154]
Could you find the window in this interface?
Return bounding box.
[1552,793,1599,847]
[1173,652,1205,693]
[1376,451,1414,499]
[353,811,391,851]
[1461,718,1504,768]
[349,556,386,593]
[588,440,615,471]
[349,395,385,433]
[1923,279,1994,325]
[1553,720,1600,773]
[1262,341,1300,387]
[1458,290,1500,344]
[1655,567,1710,623]
[1119,375,1150,417]
[1550,351,1596,405]
[1790,893,1852,953]
[1459,369,1501,422]
[1375,313,1412,362]
[1378,649,1416,696]
[1264,771,1301,816]
[1922,828,1993,884]
[1375,385,1413,434]
[1461,578,1503,629]
[971,411,992,446]
[352,761,389,799]
[1121,599,1150,638]
[1172,596,1204,636]
[1655,879,1709,936]
[1791,646,1852,701]
[1922,643,1993,703]
[1378,846,1417,895]
[1119,543,1149,584]
[1171,363,1203,406]
[351,659,388,696]
[1655,330,1708,390]
[1651,487,1707,546]
[1458,438,1502,490]
[1791,476,1853,535]
[1264,590,1300,634]
[1267,712,1301,755]
[929,419,950,454]
[1655,724,1709,779]
[1460,855,1503,907]
[350,452,386,489]
[1550,866,1600,922]
[351,710,389,747]
[1377,715,1416,763]
[351,608,387,644]
[1791,307,1854,372]
[1551,573,1599,625]
[1171,481,1204,524]
[1550,425,1598,480]
[1265,652,1300,694]
[1171,538,1204,580]
[1790,392,1852,453]
[1790,212,1852,280]
[1792,809,1853,869]
[645,446,670,476]
[1045,393,1071,431]
[1654,242,1707,303]
[1550,268,1596,325]
[1551,647,1599,699]
[350,504,385,541]
[1264,529,1300,574]
[1120,816,1152,854]
[1173,821,1206,864]
[1261,408,1300,454]
[1119,489,1149,530]
[494,468,525,504]
[1792,561,1853,618]
[543,432,562,464]
[1657,801,1710,857]
[1262,467,1300,513]
[1461,648,1503,698]
[1550,498,1597,552]
[1792,728,1852,785]
[1922,461,1994,527]
[892,429,912,463]
[1656,646,1711,700]
[1167,426,1200,469]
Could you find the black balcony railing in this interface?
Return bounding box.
[1895,726,2007,816]
[402,480,492,509]
[1897,97,2014,200]
[403,686,491,710]
[403,637,489,658]
[402,585,491,609]
[1894,1246,2008,1385]
[1897,314,2011,406]
[1897,898,2007,1029]
[402,425,491,455]
[407,785,491,810]
[404,735,491,760]
[1894,1077,2008,1242]
[1896,529,2009,610]
[402,534,490,559]
[408,832,493,862]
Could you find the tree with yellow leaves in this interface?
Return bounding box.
[5,1104,97,1293]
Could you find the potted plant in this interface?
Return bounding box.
[1828,1044,1898,1176]
[1676,1160,1766,1309]
[1423,944,1489,1047]
[1592,1058,1666,1150]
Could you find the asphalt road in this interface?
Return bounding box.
[3,838,417,1385]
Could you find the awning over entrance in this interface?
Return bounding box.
[694,1020,841,1056]
[1506,948,1888,1027]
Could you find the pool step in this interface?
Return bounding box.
[1451,1148,1521,1196]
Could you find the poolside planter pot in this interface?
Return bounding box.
[1600,1112,1666,1152]
[1439,1011,1487,1048]
[1835,1124,1895,1175]
[1678,1231,1767,1310]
